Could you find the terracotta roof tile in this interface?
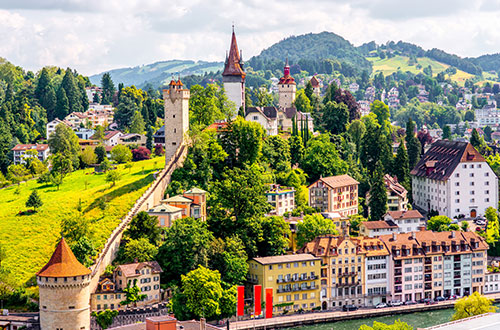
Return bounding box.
[222,30,245,78]
[308,174,359,189]
[116,261,162,278]
[252,253,320,265]
[362,220,398,229]
[385,210,423,220]
[37,238,91,277]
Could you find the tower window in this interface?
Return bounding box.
[174,129,176,133]
[68,306,75,309]
[172,142,177,146]
[173,115,176,118]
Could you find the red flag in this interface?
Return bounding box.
[254,285,262,316]
[265,288,273,318]
[237,285,245,316]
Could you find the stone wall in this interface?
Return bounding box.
[90,305,169,330]
[88,144,188,294]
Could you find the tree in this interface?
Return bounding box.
[121,238,158,263]
[360,114,392,174]
[254,86,273,107]
[257,216,291,257]
[464,110,475,122]
[105,170,121,187]
[93,125,105,141]
[26,190,42,211]
[132,147,151,161]
[485,207,500,244]
[178,265,235,319]
[300,134,348,182]
[99,157,111,172]
[347,119,366,160]
[111,145,132,164]
[7,164,29,185]
[71,236,96,267]
[427,215,452,232]
[130,111,145,134]
[48,124,80,164]
[294,89,312,113]
[55,87,70,119]
[289,135,305,166]
[296,214,339,248]
[125,211,161,245]
[452,292,496,321]
[442,125,452,140]
[220,117,264,167]
[368,163,388,221]
[393,140,410,187]
[209,237,248,286]
[146,127,153,151]
[323,101,349,135]
[92,92,101,104]
[157,217,214,285]
[470,128,482,150]
[189,84,236,129]
[405,119,421,170]
[95,145,106,163]
[120,280,147,307]
[262,135,291,172]
[359,320,413,330]
[101,73,116,105]
[92,309,119,330]
[80,147,97,166]
[61,68,82,113]
[35,67,51,100]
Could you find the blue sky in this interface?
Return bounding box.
[0,0,500,75]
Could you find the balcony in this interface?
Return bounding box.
[395,269,402,276]
[425,283,432,290]
[395,289,402,293]
[425,266,432,274]
[425,259,432,265]
[336,281,360,288]
[454,266,461,271]
[424,275,432,282]
[338,271,358,278]
[394,261,402,268]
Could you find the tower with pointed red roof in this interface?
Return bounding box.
[163,78,190,162]
[278,58,296,109]
[222,26,245,113]
[37,237,91,330]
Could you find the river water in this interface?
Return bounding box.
[288,304,500,330]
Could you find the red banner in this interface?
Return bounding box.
[237,285,245,316]
[265,288,273,318]
[254,285,262,316]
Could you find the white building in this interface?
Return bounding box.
[362,239,390,306]
[245,107,278,136]
[12,144,50,165]
[475,106,500,126]
[384,210,425,233]
[484,272,500,294]
[266,185,295,216]
[349,83,359,93]
[46,118,73,140]
[74,128,95,140]
[278,59,296,109]
[358,100,371,117]
[411,140,498,219]
[222,28,245,113]
[359,221,399,237]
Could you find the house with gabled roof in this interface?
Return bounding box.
[411,140,498,218]
[308,175,359,217]
[245,106,278,135]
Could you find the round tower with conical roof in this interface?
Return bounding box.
[37,238,91,330]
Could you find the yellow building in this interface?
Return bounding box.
[248,254,321,314]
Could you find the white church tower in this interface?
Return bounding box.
[278,58,296,109]
[163,78,190,162]
[222,26,245,113]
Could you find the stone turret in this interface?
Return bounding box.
[278,58,296,109]
[163,78,190,162]
[37,237,91,330]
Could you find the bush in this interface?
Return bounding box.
[154,144,165,156]
[111,145,133,164]
[132,147,151,161]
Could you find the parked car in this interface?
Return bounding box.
[404,300,417,305]
[342,305,358,311]
[425,299,438,305]
[375,303,388,309]
[476,220,486,226]
[419,298,431,304]
[435,296,446,302]
[388,300,403,307]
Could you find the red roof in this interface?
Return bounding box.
[12,144,49,152]
[310,76,320,87]
[37,238,91,277]
[222,29,245,78]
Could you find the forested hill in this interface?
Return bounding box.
[89,60,223,88]
[248,31,372,76]
[469,54,500,73]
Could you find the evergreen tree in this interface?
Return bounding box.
[470,128,482,150]
[101,73,116,105]
[55,87,70,119]
[42,87,57,121]
[92,92,100,104]
[442,125,452,140]
[405,118,421,170]
[304,80,314,101]
[130,111,145,134]
[26,190,43,211]
[289,135,305,166]
[61,68,81,113]
[146,127,153,151]
[393,139,410,188]
[35,68,51,100]
[369,162,388,221]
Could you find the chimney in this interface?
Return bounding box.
[411,232,416,240]
[200,318,206,330]
[392,232,397,241]
[418,225,426,231]
[451,231,455,238]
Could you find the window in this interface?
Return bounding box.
[485,172,489,177]
[470,182,475,186]
[486,190,490,195]
[269,265,273,270]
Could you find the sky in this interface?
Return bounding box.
[1,0,500,76]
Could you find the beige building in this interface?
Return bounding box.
[119,133,147,147]
[163,79,189,162]
[308,175,359,217]
[360,220,399,237]
[36,238,91,330]
[248,254,321,314]
[266,185,295,216]
[384,175,408,211]
[147,204,183,228]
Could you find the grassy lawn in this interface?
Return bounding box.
[0,157,165,287]
[368,55,474,85]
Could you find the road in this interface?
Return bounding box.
[230,292,500,330]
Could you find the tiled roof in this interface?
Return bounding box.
[222,30,245,78]
[252,253,319,265]
[184,187,207,194]
[410,140,485,181]
[116,261,162,278]
[37,238,91,277]
[12,144,49,151]
[385,210,423,220]
[246,106,277,120]
[310,76,320,87]
[384,174,407,197]
[362,220,398,230]
[309,174,359,189]
[279,74,296,85]
[162,195,193,203]
[298,235,344,257]
[148,204,183,214]
[352,237,389,257]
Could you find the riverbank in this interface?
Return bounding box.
[230,293,500,330]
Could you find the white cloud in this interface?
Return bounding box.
[0,1,499,76]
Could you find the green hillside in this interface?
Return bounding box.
[0,157,164,286]
[89,60,223,88]
[368,55,474,84]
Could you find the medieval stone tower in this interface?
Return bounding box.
[37,237,91,330]
[163,79,190,162]
[278,58,296,109]
[222,26,245,113]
